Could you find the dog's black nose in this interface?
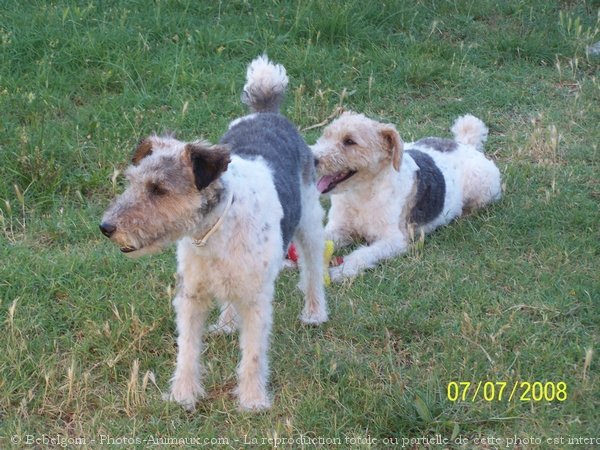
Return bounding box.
[99,223,116,238]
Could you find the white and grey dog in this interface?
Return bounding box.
[312,112,502,282]
[100,55,327,411]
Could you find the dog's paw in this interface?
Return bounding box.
[238,393,272,412]
[329,264,358,283]
[301,307,328,325]
[166,376,205,411]
[235,382,271,411]
[329,266,344,283]
[330,251,369,282]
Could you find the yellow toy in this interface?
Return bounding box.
[287,240,341,286]
[323,239,335,285]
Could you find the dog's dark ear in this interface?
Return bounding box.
[186,142,231,190]
[380,125,403,172]
[132,139,153,165]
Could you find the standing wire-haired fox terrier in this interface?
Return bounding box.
[312,112,502,282]
[100,55,327,411]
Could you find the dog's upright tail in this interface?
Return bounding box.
[241,54,289,114]
[451,114,489,152]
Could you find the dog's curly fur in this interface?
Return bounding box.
[312,112,502,281]
[100,55,327,411]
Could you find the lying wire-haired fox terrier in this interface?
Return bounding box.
[100,55,327,411]
[312,112,502,282]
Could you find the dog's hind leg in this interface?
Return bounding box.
[295,186,328,324]
[461,156,502,211]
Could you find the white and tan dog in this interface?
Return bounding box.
[312,112,502,282]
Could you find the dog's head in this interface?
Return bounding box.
[311,112,403,194]
[100,135,230,256]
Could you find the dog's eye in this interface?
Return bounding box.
[148,182,167,196]
[343,138,357,146]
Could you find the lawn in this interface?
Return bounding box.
[1,0,598,448]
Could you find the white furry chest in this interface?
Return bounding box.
[334,187,402,241]
[176,157,285,301]
[328,164,416,241]
[349,197,393,240]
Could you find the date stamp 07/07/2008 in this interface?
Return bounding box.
[447,381,567,403]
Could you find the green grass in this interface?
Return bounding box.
[1,0,598,448]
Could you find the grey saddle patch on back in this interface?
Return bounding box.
[415,137,457,153]
[406,150,446,225]
[220,113,313,249]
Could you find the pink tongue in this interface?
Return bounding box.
[317,175,336,193]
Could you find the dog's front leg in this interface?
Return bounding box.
[234,290,273,411]
[168,290,212,410]
[330,234,408,282]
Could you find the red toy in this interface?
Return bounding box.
[287,242,343,266]
[287,243,299,263]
